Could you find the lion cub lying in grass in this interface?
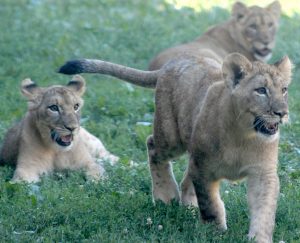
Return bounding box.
[149,1,281,70]
[59,52,292,242]
[0,75,118,182]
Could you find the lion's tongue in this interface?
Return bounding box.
[257,48,270,56]
[60,135,72,143]
[267,123,277,130]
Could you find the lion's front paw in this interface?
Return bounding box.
[85,164,105,181]
[107,154,119,165]
[12,170,40,183]
[152,181,180,204]
[181,187,198,207]
[248,231,272,243]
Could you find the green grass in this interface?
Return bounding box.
[0,0,299,242]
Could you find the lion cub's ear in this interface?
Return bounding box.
[222,53,252,89]
[274,56,293,83]
[232,2,248,21]
[66,75,86,96]
[21,78,42,99]
[266,1,281,20]
[21,78,43,109]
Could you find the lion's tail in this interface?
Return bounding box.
[58,59,159,88]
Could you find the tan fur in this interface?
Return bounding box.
[59,52,292,242]
[149,1,281,70]
[0,75,118,182]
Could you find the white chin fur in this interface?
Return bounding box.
[257,131,279,142]
[254,53,272,62]
[53,142,73,151]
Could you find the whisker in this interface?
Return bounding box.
[235,110,243,122]
[253,117,263,128]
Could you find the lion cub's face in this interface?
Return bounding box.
[21,75,86,151]
[232,1,281,62]
[223,54,292,140]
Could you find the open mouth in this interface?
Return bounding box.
[51,130,73,147]
[255,48,271,57]
[253,117,279,136]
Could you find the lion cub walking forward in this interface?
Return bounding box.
[0,75,118,182]
[59,53,292,242]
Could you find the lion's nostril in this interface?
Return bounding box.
[64,125,76,132]
[273,110,287,118]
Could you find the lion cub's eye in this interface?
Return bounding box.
[282,87,288,95]
[74,103,80,111]
[48,105,59,112]
[255,87,267,95]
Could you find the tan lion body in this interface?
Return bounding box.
[0,76,118,182]
[149,1,281,70]
[59,52,292,243]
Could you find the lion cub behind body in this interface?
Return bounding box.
[59,52,292,242]
[0,75,118,182]
[149,1,281,70]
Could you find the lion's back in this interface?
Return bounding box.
[0,120,23,166]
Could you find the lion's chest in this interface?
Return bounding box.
[53,146,82,170]
[53,153,75,170]
[211,144,262,181]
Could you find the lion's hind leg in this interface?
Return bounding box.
[147,135,183,204]
[180,171,198,207]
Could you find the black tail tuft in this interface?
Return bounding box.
[58,60,84,75]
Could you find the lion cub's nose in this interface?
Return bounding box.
[64,125,76,132]
[273,110,287,118]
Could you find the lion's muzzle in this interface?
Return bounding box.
[51,130,74,147]
[253,117,279,136]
